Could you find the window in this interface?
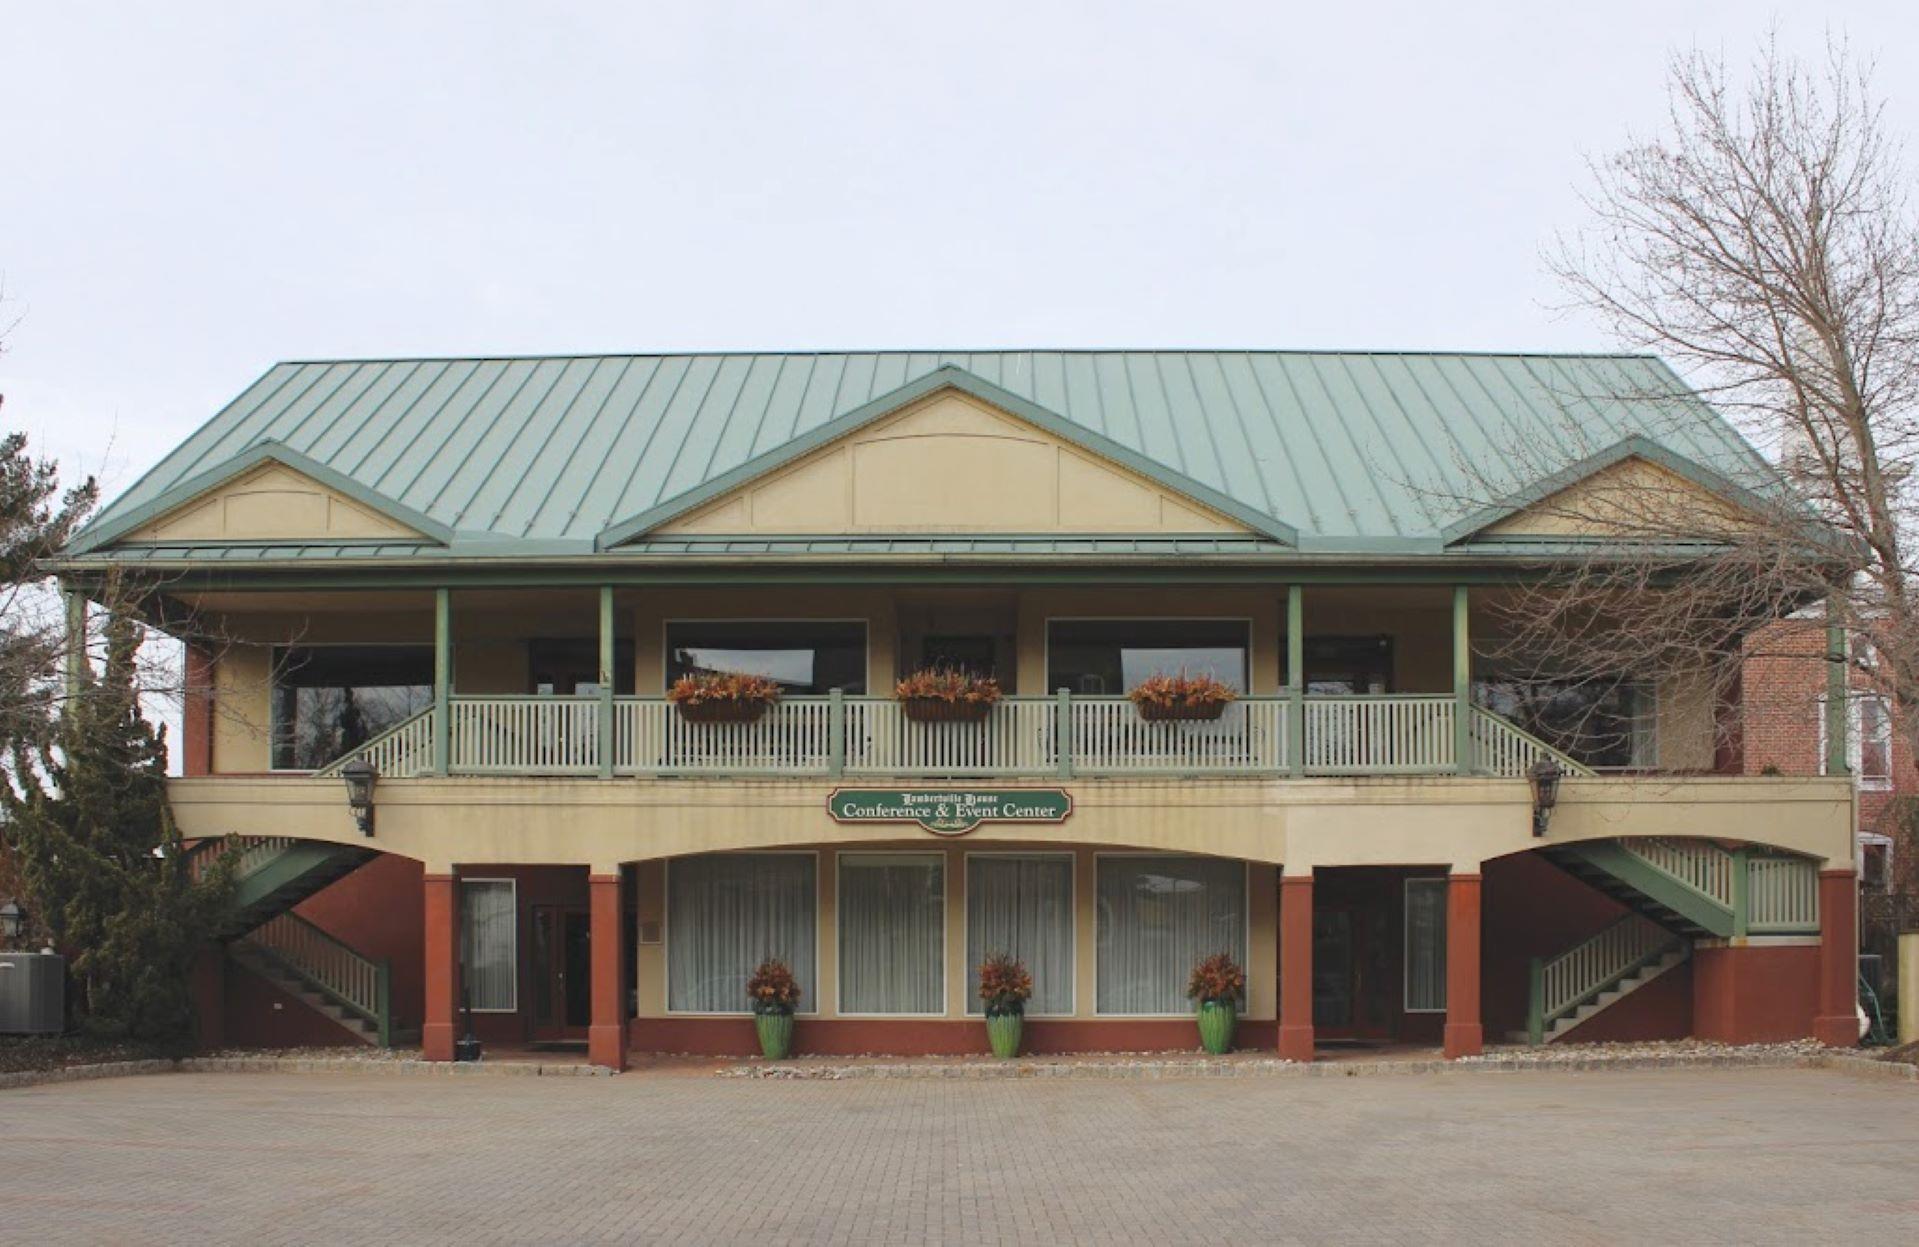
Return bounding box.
[1473,669,1655,771]
[1404,879,1448,1012]
[665,621,867,694]
[460,879,517,1012]
[966,855,1074,1015]
[667,854,817,1014]
[1861,835,1894,892]
[1823,694,1894,789]
[1095,856,1245,1015]
[270,645,434,770]
[1047,619,1249,696]
[838,853,944,1014]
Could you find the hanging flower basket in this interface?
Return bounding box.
[668,673,781,725]
[895,666,1003,724]
[901,697,995,724]
[1128,673,1237,723]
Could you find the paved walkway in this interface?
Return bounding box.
[2,1067,1914,1244]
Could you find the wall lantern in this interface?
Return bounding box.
[0,899,24,943]
[342,759,378,837]
[1527,757,1564,837]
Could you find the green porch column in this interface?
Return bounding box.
[1825,621,1848,777]
[1286,585,1304,778]
[598,585,616,779]
[1453,586,1472,774]
[433,588,452,776]
[62,585,88,703]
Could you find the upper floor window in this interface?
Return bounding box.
[1822,693,1893,789]
[665,620,867,694]
[1046,619,1249,696]
[270,644,433,771]
[1474,668,1656,771]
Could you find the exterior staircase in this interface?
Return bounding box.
[1524,837,1823,1044]
[192,836,394,1046]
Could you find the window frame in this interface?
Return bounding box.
[459,877,519,1014]
[835,850,948,1018]
[1402,877,1449,1014]
[1091,851,1250,1018]
[662,850,822,1017]
[267,640,436,774]
[660,617,870,695]
[962,851,1077,1018]
[1043,616,1255,697]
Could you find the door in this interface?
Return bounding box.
[531,905,592,1040]
[1312,902,1393,1040]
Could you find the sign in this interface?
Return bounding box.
[827,787,1074,836]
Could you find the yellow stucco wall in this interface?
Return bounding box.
[630,846,1279,1023]
[654,389,1249,537]
[1484,456,1748,539]
[131,462,425,543]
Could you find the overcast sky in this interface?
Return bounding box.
[4,1,1918,508]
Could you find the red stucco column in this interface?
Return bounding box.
[422,873,459,1061]
[588,873,628,1072]
[1278,872,1314,1062]
[1813,868,1859,1047]
[1444,872,1484,1059]
[182,643,215,777]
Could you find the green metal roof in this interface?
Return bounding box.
[67,350,1776,562]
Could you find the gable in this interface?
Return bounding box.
[127,462,430,544]
[1480,455,1751,540]
[654,388,1253,538]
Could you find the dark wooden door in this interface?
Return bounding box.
[1312,902,1394,1040]
[531,905,592,1040]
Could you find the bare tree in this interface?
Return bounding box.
[1454,36,1919,770]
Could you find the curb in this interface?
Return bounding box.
[0,1060,177,1092]
[0,1055,611,1091]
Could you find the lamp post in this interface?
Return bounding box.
[1527,757,1564,837]
[342,759,378,836]
[0,899,24,946]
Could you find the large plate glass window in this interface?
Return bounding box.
[270,645,434,770]
[965,855,1074,1015]
[666,853,818,1013]
[1473,665,1655,771]
[1046,620,1249,696]
[665,621,867,694]
[839,853,944,1014]
[460,879,517,1012]
[1095,855,1245,1015]
[1403,878,1448,1012]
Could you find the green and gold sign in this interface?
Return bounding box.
[827,787,1074,836]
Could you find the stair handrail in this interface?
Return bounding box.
[314,706,438,778]
[1469,707,1595,778]
[241,910,391,1043]
[188,835,295,883]
[1527,913,1680,1043]
[1618,837,1737,908]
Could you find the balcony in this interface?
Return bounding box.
[316,692,1583,781]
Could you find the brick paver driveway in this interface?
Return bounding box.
[2,1067,1915,1244]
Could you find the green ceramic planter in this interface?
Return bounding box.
[755,1010,795,1060]
[1196,999,1237,1054]
[986,1011,1024,1059]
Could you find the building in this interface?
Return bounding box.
[49,351,1860,1069]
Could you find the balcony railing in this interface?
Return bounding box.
[316,693,1592,781]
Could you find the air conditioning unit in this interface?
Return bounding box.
[0,952,65,1034]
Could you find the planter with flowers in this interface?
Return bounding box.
[977,951,1034,1058]
[896,666,1003,724]
[1187,952,1246,1054]
[668,672,782,725]
[747,958,802,1059]
[1128,672,1238,723]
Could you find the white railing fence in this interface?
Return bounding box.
[243,911,388,1038]
[847,698,1056,775]
[314,707,437,778]
[1302,695,1454,775]
[451,697,600,775]
[1470,708,1597,778]
[1070,697,1286,774]
[1620,837,1737,908]
[617,697,837,775]
[1746,855,1821,931]
[1532,913,1678,1039]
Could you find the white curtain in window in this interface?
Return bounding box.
[839,853,944,1014]
[668,854,817,1013]
[1096,856,1244,1015]
[966,855,1073,1015]
[461,880,517,1011]
[1404,878,1448,1012]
